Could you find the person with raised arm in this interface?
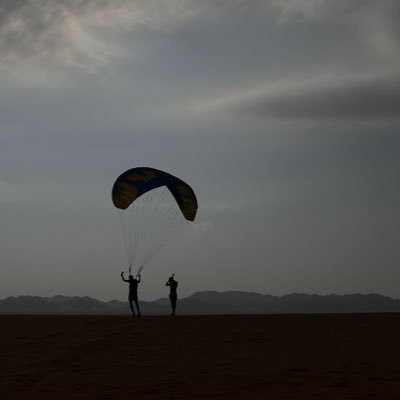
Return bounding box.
[121,270,142,317]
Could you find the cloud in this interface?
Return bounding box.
[271,0,400,62]
[150,0,400,123]
[231,73,400,120]
[270,0,355,22]
[0,0,275,84]
[187,70,400,121]
[1,1,123,74]
[2,0,399,89]
[0,0,208,84]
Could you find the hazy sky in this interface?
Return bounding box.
[0,0,399,301]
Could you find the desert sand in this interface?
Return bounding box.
[1,313,400,399]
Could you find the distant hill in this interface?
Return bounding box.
[1,291,400,315]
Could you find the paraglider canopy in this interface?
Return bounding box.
[112,167,198,273]
[112,167,197,221]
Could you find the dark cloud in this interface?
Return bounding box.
[233,75,400,120]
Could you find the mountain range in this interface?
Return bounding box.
[1,291,400,315]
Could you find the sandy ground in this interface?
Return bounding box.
[1,313,400,399]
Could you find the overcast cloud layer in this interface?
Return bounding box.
[0,0,399,301]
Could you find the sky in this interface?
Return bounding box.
[0,0,399,301]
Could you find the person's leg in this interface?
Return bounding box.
[129,298,135,316]
[170,295,177,315]
[134,298,141,316]
[172,296,177,314]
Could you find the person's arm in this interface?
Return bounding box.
[137,274,141,283]
[166,280,170,286]
[121,272,129,282]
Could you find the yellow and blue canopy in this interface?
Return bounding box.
[112,167,198,221]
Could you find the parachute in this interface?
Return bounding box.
[112,167,198,275]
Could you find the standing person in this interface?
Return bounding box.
[166,274,178,316]
[121,271,142,317]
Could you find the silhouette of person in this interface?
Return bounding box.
[166,274,178,316]
[121,271,141,317]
